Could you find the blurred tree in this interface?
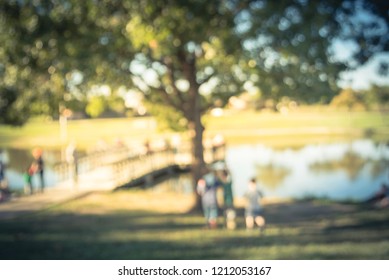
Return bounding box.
[123,1,246,191]
[86,96,107,118]
[363,84,389,109]
[1,0,388,206]
[242,0,389,104]
[330,88,366,110]
[0,0,132,123]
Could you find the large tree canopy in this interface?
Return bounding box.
[1,1,387,123]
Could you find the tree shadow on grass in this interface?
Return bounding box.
[0,210,213,259]
[1,202,388,260]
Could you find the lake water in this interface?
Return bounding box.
[153,139,389,202]
[225,139,389,201]
[1,139,389,201]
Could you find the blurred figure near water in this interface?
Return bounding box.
[32,148,45,193]
[214,162,236,230]
[244,178,266,232]
[66,141,78,185]
[0,157,5,187]
[197,169,220,229]
[23,165,35,195]
[0,155,10,202]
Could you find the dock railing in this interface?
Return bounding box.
[54,141,226,189]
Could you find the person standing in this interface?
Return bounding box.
[66,141,78,186]
[197,170,220,229]
[0,158,9,201]
[23,165,35,195]
[0,158,5,187]
[244,178,266,232]
[218,168,236,229]
[32,148,45,193]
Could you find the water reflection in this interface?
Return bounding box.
[255,163,291,189]
[226,139,389,201]
[310,150,388,181]
[152,173,193,195]
[310,150,367,180]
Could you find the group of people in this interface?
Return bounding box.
[23,148,45,195]
[196,162,266,231]
[0,148,45,200]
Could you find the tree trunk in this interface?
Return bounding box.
[179,54,206,210]
[188,114,205,210]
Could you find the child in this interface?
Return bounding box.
[23,165,35,195]
[244,178,266,231]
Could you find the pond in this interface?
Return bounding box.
[1,139,389,201]
[153,139,389,202]
[226,139,389,201]
[0,148,60,191]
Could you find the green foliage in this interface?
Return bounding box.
[107,95,126,115]
[0,88,30,126]
[125,0,245,121]
[144,101,187,132]
[86,96,107,118]
[362,84,389,109]
[1,0,388,130]
[331,85,389,111]
[0,0,133,124]
[330,88,366,110]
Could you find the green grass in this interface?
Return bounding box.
[204,107,389,146]
[1,107,389,151]
[0,117,163,151]
[1,107,388,259]
[1,190,388,259]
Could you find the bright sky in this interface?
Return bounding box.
[338,53,389,90]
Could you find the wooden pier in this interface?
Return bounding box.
[0,141,226,220]
[53,141,226,191]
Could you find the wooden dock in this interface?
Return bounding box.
[53,141,226,191]
[0,141,226,220]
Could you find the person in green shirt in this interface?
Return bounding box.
[218,168,236,229]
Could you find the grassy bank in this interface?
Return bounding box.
[0,189,388,259]
[1,107,388,151]
[204,107,389,146]
[0,117,161,151]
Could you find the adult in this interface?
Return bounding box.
[32,148,45,193]
[0,159,5,186]
[0,158,9,201]
[66,141,78,185]
[197,170,220,229]
[218,168,236,229]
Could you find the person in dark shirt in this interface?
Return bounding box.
[32,148,45,193]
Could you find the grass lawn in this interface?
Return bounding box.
[1,107,388,260]
[1,189,388,260]
[1,107,389,151]
[204,107,389,146]
[0,117,161,151]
